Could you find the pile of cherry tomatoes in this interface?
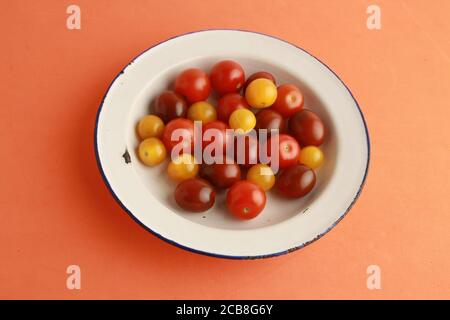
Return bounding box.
[136,60,326,220]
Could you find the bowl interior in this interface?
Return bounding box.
[126,56,337,230]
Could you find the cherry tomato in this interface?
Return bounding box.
[153,90,187,123]
[289,109,325,146]
[174,68,211,103]
[255,109,286,134]
[243,71,276,93]
[138,137,166,166]
[162,118,194,154]
[210,60,245,96]
[229,108,256,134]
[202,120,233,158]
[226,181,266,220]
[174,178,215,212]
[245,78,277,109]
[234,134,258,167]
[217,93,249,122]
[137,115,165,139]
[277,164,316,198]
[299,146,324,169]
[266,134,300,169]
[246,164,275,191]
[167,153,199,181]
[187,101,217,124]
[199,162,241,189]
[272,84,304,117]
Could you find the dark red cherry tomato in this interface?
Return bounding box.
[199,162,241,189]
[288,109,325,146]
[174,178,216,212]
[277,164,316,198]
[242,71,276,92]
[226,181,266,220]
[255,109,286,134]
[162,118,194,154]
[234,134,258,167]
[202,120,233,158]
[153,90,188,123]
[217,93,249,122]
[266,134,300,169]
[272,84,304,117]
[174,68,211,103]
[210,60,245,96]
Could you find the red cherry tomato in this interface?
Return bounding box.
[162,118,194,155]
[210,60,245,96]
[255,109,286,134]
[277,164,316,198]
[242,71,276,93]
[272,84,304,117]
[174,68,211,103]
[202,120,233,158]
[153,90,187,123]
[226,181,266,220]
[174,178,216,212]
[234,134,258,167]
[217,93,249,122]
[288,109,325,146]
[199,162,241,189]
[266,134,300,169]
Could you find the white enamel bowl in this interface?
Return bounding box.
[95,30,370,259]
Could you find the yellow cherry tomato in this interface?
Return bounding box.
[167,153,199,181]
[138,137,166,166]
[245,78,277,109]
[299,146,324,169]
[246,164,275,191]
[137,115,165,139]
[187,101,217,124]
[229,108,256,134]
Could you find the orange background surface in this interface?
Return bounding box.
[1,0,449,299]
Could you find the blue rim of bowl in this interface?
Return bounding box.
[94,29,371,260]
